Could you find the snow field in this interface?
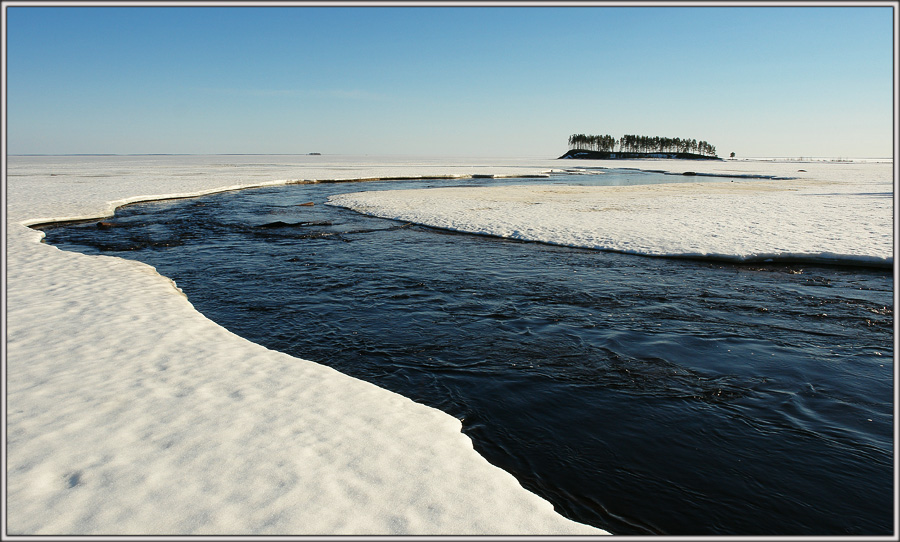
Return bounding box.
[5,155,605,535]
[328,161,894,266]
[5,155,892,535]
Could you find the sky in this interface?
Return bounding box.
[4,3,896,158]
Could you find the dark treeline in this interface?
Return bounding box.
[568,133,717,157]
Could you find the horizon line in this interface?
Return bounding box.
[7,153,895,160]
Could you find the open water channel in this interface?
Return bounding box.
[35,170,894,535]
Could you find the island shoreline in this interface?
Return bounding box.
[559,149,723,160]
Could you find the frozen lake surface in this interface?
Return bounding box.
[35,165,895,535]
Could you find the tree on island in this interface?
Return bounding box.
[567,133,717,157]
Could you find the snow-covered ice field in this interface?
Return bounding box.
[4,155,606,535]
[329,159,894,267]
[3,154,893,535]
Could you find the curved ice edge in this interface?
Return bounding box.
[666,171,797,180]
[19,180,294,229]
[323,203,892,270]
[564,165,796,180]
[655,251,892,269]
[21,173,554,230]
[17,174,611,535]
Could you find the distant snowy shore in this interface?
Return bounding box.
[4,154,893,535]
[330,160,894,268]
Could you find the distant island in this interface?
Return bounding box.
[560,133,722,160]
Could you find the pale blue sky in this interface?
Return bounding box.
[5,4,895,157]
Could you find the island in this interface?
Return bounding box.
[560,133,722,160]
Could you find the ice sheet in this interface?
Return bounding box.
[4,154,606,535]
[328,160,894,267]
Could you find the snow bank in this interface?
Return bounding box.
[4,155,606,535]
[329,160,894,267]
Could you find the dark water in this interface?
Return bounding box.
[35,171,894,535]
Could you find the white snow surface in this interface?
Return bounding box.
[4,155,894,536]
[329,159,894,267]
[4,155,608,536]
